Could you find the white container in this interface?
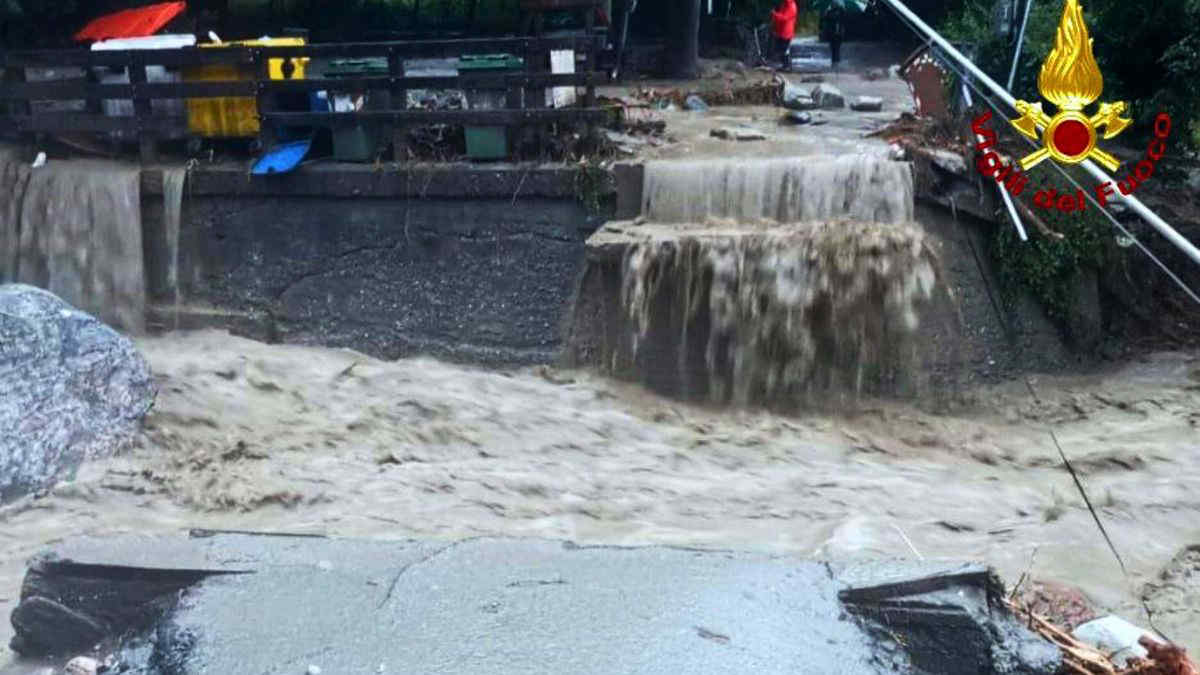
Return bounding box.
[91,34,196,122]
[1073,615,1160,668]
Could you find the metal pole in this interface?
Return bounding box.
[963,84,1027,241]
[878,0,1200,268]
[1007,0,1033,91]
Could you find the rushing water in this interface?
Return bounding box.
[620,222,942,405]
[579,155,953,407]
[0,148,144,334]
[1,331,1197,670]
[640,156,913,225]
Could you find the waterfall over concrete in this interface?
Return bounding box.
[567,155,959,407]
[161,166,187,327]
[0,147,145,334]
[640,155,914,226]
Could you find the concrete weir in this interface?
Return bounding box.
[8,533,1060,674]
[566,156,970,408]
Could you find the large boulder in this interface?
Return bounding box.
[0,284,154,503]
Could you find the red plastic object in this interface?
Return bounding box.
[74,2,188,43]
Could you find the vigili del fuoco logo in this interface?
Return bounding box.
[970,0,1173,215]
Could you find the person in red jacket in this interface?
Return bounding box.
[770,0,798,70]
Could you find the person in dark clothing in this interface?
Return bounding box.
[770,0,797,70]
[821,6,846,67]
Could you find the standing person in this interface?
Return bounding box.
[821,6,846,68]
[770,0,797,71]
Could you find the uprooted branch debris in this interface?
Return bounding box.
[1005,599,1198,675]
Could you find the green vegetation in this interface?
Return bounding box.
[989,169,1109,327]
[573,159,613,214]
[940,0,1200,153]
[942,0,1198,336]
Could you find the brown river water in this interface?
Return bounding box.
[2,329,1198,668]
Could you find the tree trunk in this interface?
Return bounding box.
[670,0,701,79]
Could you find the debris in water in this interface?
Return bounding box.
[709,126,767,141]
[783,111,813,125]
[850,96,884,112]
[1006,598,1199,675]
[31,152,46,168]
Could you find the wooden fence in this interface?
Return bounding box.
[0,35,613,162]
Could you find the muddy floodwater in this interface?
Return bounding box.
[2,330,1198,666]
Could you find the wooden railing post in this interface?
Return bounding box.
[254,48,275,152]
[129,52,157,163]
[388,46,408,161]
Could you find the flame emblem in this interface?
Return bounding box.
[1009,0,1131,171]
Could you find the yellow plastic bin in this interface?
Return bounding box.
[184,37,309,138]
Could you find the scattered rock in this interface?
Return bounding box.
[926,148,968,175]
[781,82,819,110]
[783,111,812,125]
[65,656,99,675]
[683,94,709,111]
[810,83,846,109]
[709,126,766,141]
[862,67,887,81]
[0,285,155,504]
[307,665,323,675]
[850,95,884,112]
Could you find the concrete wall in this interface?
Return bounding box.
[141,166,607,366]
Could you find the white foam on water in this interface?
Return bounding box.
[640,155,914,226]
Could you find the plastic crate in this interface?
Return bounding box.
[184,37,308,138]
[457,54,525,160]
[323,58,389,162]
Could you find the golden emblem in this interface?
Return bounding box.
[1009,0,1131,172]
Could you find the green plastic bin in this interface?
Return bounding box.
[323,58,390,162]
[457,54,525,160]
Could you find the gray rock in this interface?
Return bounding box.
[850,95,884,112]
[927,148,968,175]
[710,126,766,141]
[810,83,846,109]
[65,655,99,675]
[783,111,812,125]
[0,284,154,504]
[781,82,819,110]
[683,94,709,111]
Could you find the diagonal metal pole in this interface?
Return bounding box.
[878,0,1200,268]
[963,83,1028,241]
[1007,0,1034,91]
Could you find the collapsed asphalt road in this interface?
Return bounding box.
[7,532,1058,674]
